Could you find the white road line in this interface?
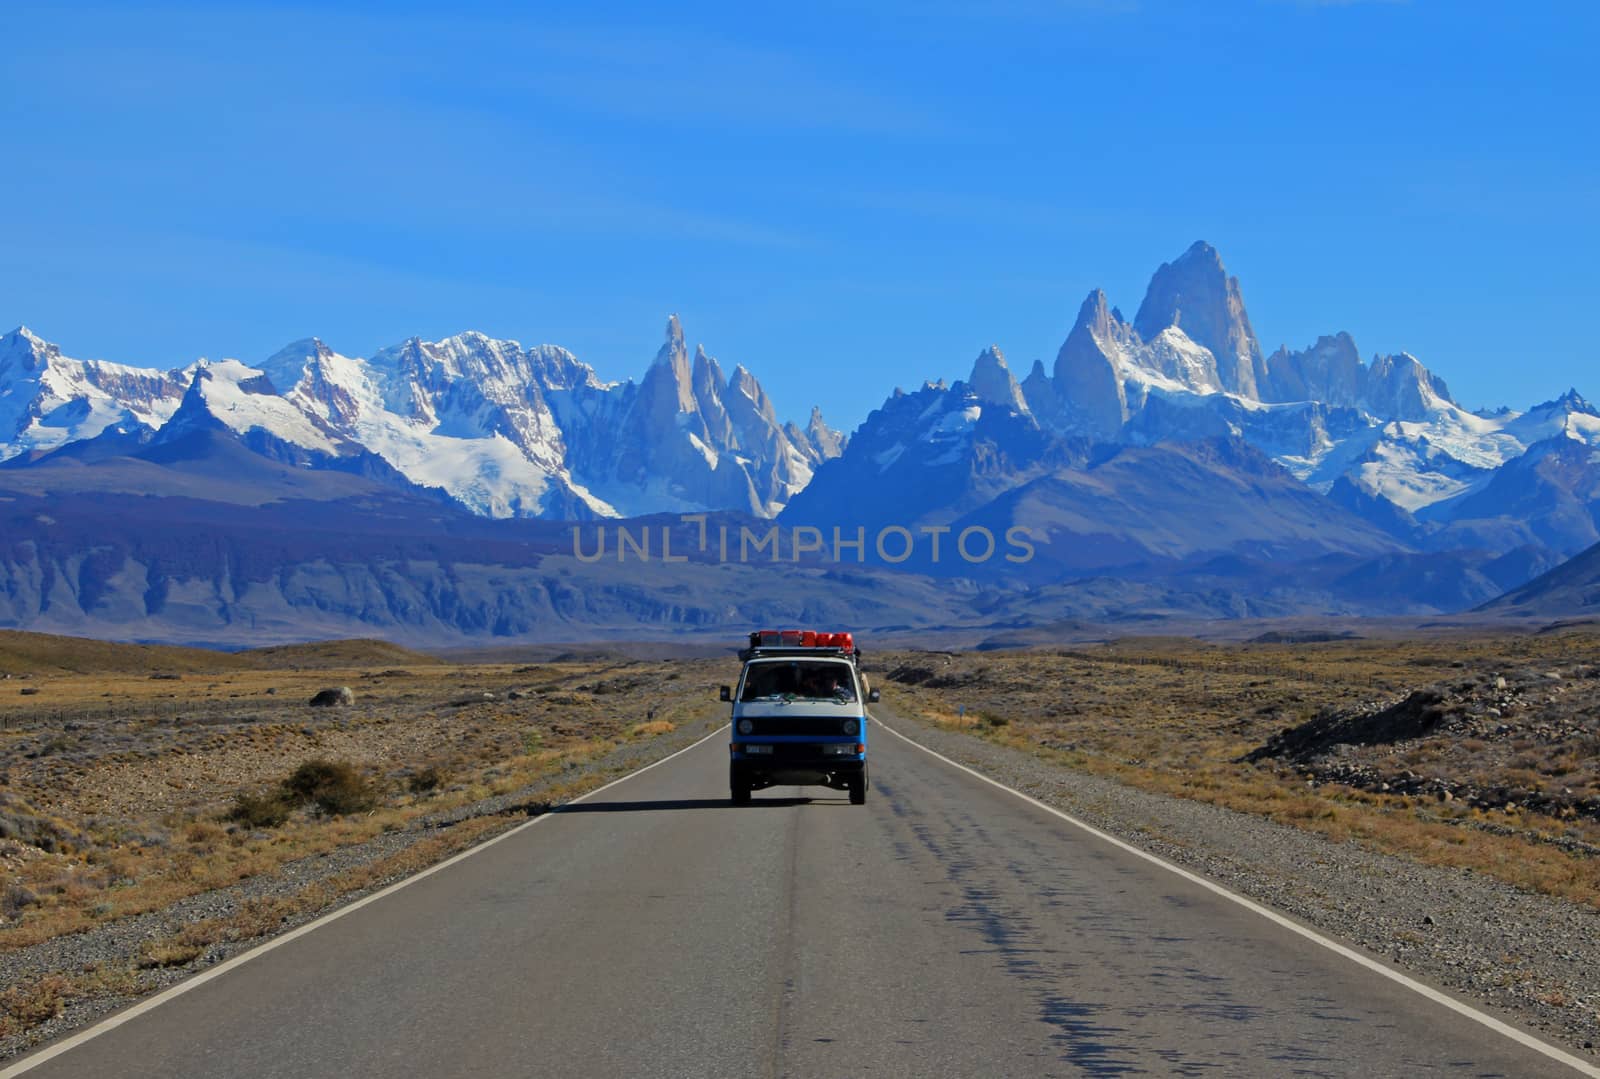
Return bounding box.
[0,725,728,1078]
[873,716,1600,1078]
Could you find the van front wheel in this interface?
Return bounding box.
[848,775,866,805]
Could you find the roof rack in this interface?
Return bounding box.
[738,645,860,664]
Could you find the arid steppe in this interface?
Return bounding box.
[2,626,1598,1061]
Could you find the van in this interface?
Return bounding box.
[720,630,879,804]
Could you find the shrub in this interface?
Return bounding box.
[0,974,71,1036]
[138,940,204,969]
[2,884,39,918]
[228,790,292,829]
[0,795,83,853]
[408,765,446,795]
[281,759,378,816]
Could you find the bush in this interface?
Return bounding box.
[408,765,446,795]
[0,794,83,852]
[2,884,39,919]
[138,940,204,969]
[228,790,292,829]
[281,759,378,816]
[0,974,71,1035]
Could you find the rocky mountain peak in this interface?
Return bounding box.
[1133,241,1265,398]
[1261,331,1363,406]
[1181,239,1223,268]
[968,345,1031,417]
[4,325,46,348]
[690,344,735,445]
[642,315,696,414]
[0,325,59,374]
[726,363,778,426]
[1363,352,1455,421]
[1046,290,1134,439]
[1073,289,1122,342]
[803,406,847,459]
[261,337,335,395]
[654,315,687,366]
[1541,388,1597,416]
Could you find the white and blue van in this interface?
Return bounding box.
[720,630,879,805]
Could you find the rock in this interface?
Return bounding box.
[507,690,526,700]
[309,687,354,708]
[1495,676,1507,690]
[19,687,39,696]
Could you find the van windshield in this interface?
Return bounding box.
[741,661,856,703]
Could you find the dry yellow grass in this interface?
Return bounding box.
[0,644,733,957]
[627,719,676,738]
[0,965,141,1039]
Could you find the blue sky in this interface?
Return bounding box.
[3,1,1595,428]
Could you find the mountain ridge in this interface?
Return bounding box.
[5,240,1600,641]
[1,319,845,522]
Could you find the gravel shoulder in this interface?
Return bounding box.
[875,703,1600,1063]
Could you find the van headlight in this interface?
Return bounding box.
[737,719,754,734]
[841,718,859,736]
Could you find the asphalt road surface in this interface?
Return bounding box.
[8,712,1591,1078]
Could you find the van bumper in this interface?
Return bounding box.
[731,755,866,791]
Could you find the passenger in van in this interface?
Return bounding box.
[802,666,855,702]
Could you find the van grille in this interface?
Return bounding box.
[742,716,856,737]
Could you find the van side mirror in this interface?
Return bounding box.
[719,685,732,702]
[868,689,881,703]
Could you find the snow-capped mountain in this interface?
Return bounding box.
[1011,242,1600,531]
[3,240,1594,579]
[0,319,844,520]
[784,240,1600,593]
[782,349,1400,579]
[7,239,1600,641]
[0,327,188,458]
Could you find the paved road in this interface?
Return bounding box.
[8,713,1588,1078]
